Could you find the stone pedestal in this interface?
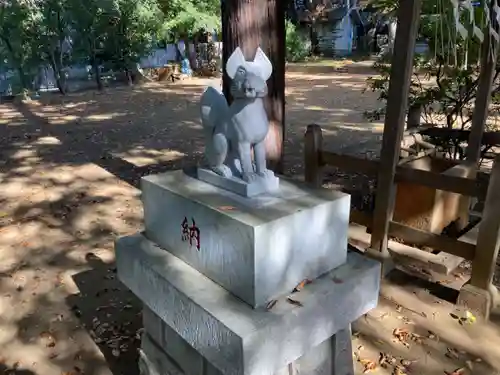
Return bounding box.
[116,170,380,375]
[116,234,380,375]
[141,171,350,308]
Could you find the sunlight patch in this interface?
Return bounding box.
[117,148,186,167]
[33,136,62,145]
[84,112,126,121]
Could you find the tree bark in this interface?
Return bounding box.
[50,51,66,95]
[1,36,28,91]
[221,0,286,173]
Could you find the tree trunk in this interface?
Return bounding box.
[92,59,103,90]
[221,0,286,173]
[50,51,66,95]
[125,66,133,85]
[2,36,28,91]
[90,49,103,91]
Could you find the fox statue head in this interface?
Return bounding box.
[226,47,273,99]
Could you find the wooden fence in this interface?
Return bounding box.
[305,125,500,269]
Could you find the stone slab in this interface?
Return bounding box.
[197,168,280,198]
[116,234,380,375]
[143,305,354,375]
[141,170,350,307]
[141,323,353,375]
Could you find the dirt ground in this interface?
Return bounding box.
[1,61,499,375]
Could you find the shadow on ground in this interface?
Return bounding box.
[67,253,142,375]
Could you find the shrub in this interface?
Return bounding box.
[285,20,310,63]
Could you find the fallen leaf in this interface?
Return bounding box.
[379,352,395,368]
[39,332,56,348]
[293,279,312,292]
[218,206,235,211]
[450,312,460,320]
[266,300,277,311]
[465,360,474,370]
[360,359,377,373]
[286,298,303,307]
[463,311,476,324]
[445,348,460,360]
[392,328,410,348]
[444,367,466,375]
[393,366,408,375]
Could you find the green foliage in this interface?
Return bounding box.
[103,0,162,76]
[0,0,42,90]
[285,20,310,63]
[159,0,220,39]
[364,57,500,159]
[0,0,166,92]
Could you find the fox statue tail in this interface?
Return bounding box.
[200,85,231,175]
[200,86,228,130]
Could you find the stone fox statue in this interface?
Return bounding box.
[200,47,274,183]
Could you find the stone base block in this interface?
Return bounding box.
[141,171,350,307]
[140,323,354,375]
[197,168,280,198]
[116,234,380,375]
[457,283,499,319]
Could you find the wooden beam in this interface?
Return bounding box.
[395,162,485,198]
[369,0,423,254]
[388,221,475,260]
[465,0,500,164]
[469,157,500,290]
[348,222,467,275]
[304,124,323,187]
[321,152,379,175]
[349,209,476,262]
[421,127,500,147]
[320,150,487,197]
[397,148,436,166]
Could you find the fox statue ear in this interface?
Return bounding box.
[226,47,246,79]
[253,47,273,81]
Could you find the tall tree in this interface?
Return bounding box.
[0,0,41,92]
[37,0,72,94]
[104,0,162,84]
[68,0,114,90]
[221,0,286,173]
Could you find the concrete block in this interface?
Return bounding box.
[142,313,354,375]
[141,170,350,308]
[140,332,184,375]
[116,234,380,375]
[143,306,204,375]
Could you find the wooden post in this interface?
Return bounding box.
[369,0,423,254]
[469,156,500,290]
[304,124,323,187]
[221,0,286,173]
[465,0,500,164]
[457,156,500,318]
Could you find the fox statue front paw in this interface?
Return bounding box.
[242,172,259,183]
[212,165,232,178]
[257,169,275,179]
